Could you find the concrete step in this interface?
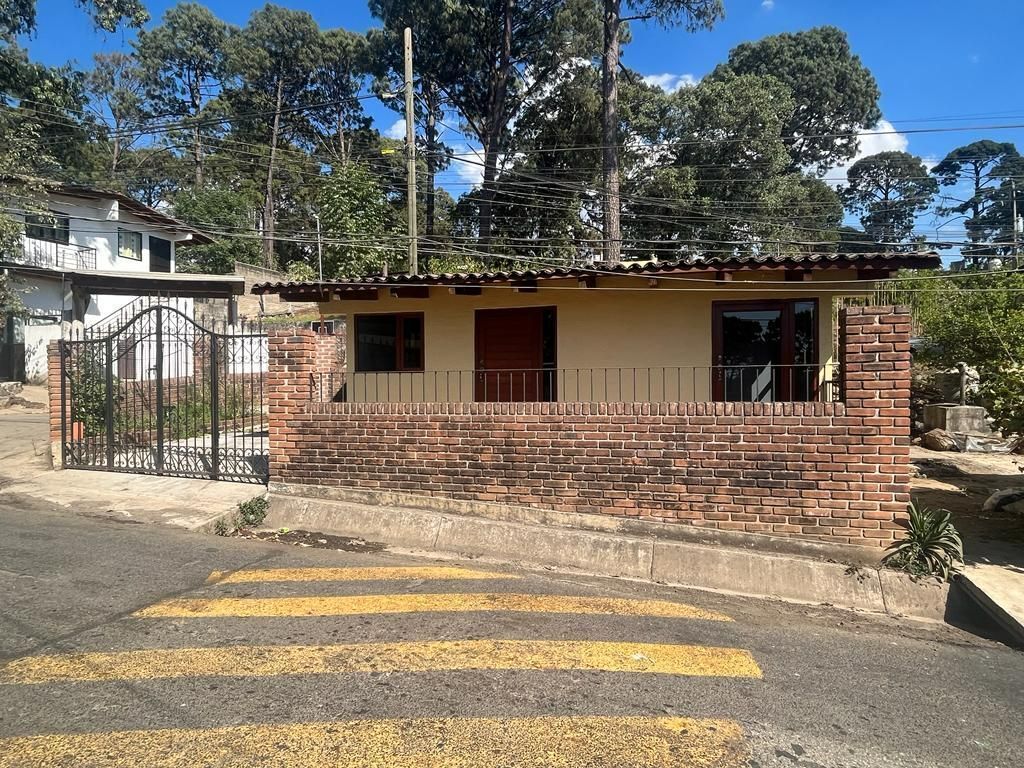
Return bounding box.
[959,563,1024,645]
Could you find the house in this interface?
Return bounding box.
[254,252,937,405]
[252,251,939,551]
[0,183,244,383]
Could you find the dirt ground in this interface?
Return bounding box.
[911,445,1024,550]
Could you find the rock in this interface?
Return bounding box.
[921,428,959,452]
[983,488,1024,516]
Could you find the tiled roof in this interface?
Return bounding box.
[251,251,941,296]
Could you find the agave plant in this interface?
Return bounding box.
[883,503,965,581]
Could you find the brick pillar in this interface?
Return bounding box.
[839,305,912,544]
[267,328,317,485]
[46,339,64,469]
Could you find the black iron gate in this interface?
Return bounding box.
[60,306,268,483]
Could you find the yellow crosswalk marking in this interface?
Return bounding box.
[207,566,518,584]
[133,593,732,621]
[0,716,747,767]
[1,639,761,683]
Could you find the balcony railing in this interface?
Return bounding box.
[13,238,97,271]
[309,365,842,405]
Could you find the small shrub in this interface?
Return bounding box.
[237,496,269,528]
[883,503,964,581]
[213,517,230,536]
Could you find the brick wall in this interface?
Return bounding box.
[313,326,346,375]
[266,306,912,548]
[47,340,63,465]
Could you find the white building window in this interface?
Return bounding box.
[118,229,142,260]
[25,213,70,244]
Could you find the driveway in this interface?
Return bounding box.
[0,401,258,530]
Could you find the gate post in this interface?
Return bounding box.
[209,334,220,480]
[47,339,65,470]
[104,337,114,469]
[155,306,164,473]
[267,328,316,486]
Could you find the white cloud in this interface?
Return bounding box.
[761,0,775,9]
[452,144,485,188]
[384,118,406,140]
[827,118,909,187]
[642,72,699,93]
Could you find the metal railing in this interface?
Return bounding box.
[309,364,842,404]
[14,238,97,271]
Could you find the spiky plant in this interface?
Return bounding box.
[883,503,964,581]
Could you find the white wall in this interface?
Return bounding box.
[10,275,64,383]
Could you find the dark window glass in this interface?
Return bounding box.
[720,309,782,402]
[401,315,423,370]
[793,301,817,401]
[355,314,424,372]
[25,214,70,245]
[356,315,398,372]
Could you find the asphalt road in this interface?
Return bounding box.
[0,497,1021,768]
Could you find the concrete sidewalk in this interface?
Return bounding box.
[0,409,260,531]
[960,541,1024,645]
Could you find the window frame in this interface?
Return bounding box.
[118,228,143,261]
[25,212,70,245]
[354,312,425,373]
[711,298,819,402]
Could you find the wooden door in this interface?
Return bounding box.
[475,307,551,402]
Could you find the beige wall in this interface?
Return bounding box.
[318,271,871,402]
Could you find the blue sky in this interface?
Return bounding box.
[21,0,1024,243]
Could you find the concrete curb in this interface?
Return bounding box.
[267,488,953,622]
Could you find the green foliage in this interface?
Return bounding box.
[0,0,147,36]
[237,496,269,528]
[319,161,400,277]
[285,261,316,281]
[914,268,1024,434]
[69,347,109,438]
[0,273,26,325]
[883,503,964,581]
[931,141,1021,258]
[134,2,231,187]
[711,26,881,173]
[841,151,938,246]
[172,188,261,273]
[213,517,231,536]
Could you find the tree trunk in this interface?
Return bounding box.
[602,0,622,264]
[111,132,121,175]
[190,78,203,189]
[424,80,437,239]
[423,78,439,273]
[263,78,285,269]
[477,0,514,253]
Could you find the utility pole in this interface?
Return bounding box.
[404,26,418,276]
[314,213,323,281]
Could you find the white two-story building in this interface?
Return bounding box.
[1,183,244,383]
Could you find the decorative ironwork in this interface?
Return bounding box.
[60,306,267,483]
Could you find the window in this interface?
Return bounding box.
[712,299,818,402]
[25,213,70,245]
[118,229,142,260]
[355,313,424,372]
